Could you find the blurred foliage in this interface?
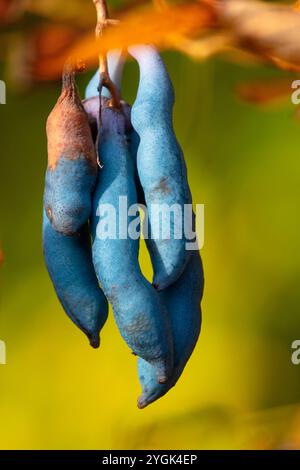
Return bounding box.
[1,0,300,450]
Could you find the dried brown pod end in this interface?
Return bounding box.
[46,63,97,171]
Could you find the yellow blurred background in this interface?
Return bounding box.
[1,0,300,450]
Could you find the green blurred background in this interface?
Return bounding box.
[1,0,300,450]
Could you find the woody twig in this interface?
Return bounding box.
[92,0,121,108]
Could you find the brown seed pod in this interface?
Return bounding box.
[44,61,98,235]
[46,61,97,170]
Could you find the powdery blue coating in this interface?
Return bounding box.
[44,156,96,235]
[129,45,193,290]
[85,50,124,100]
[85,48,140,182]
[137,251,204,408]
[83,95,144,202]
[42,211,108,348]
[91,107,173,382]
[122,106,144,204]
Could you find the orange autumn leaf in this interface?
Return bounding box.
[294,0,300,12]
[37,2,215,80]
[169,33,232,60]
[32,25,81,59]
[6,25,81,87]
[0,0,26,24]
[236,78,294,105]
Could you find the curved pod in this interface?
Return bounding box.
[91,106,173,383]
[44,65,97,235]
[129,45,193,290]
[138,251,204,408]
[43,211,108,348]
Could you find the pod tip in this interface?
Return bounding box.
[89,334,100,349]
[137,396,148,409]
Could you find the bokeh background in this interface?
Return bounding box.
[1,0,300,450]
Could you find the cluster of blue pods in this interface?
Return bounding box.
[43,47,204,408]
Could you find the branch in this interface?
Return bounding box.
[92,0,121,108]
[38,1,300,80]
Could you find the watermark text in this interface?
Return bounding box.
[0,80,6,104]
[291,80,300,105]
[291,340,300,365]
[0,340,6,365]
[95,198,204,250]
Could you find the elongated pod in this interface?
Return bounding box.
[44,63,97,235]
[42,211,108,348]
[137,250,204,408]
[85,50,125,100]
[129,45,194,290]
[83,95,144,205]
[91,106,173,383]
[84,52,142,199]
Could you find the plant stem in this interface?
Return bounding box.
[92,0,121,108]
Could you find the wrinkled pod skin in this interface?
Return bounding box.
[44,65,98,235]
[137,250,204,408]
[42,210,108,348]
[129,45,194,290]
[91,106,173,383]
[122,76,203,406]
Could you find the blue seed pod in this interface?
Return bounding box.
[122,105,144,205]
[91,106,173,383]
[85,50,124,100]
[84,50,141,191]
[82,95,143,200]
[129,45,193,290]
[137,250,204,408]
[84,50,127,136]
[42,211,108,348]
[44,64,98,235]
